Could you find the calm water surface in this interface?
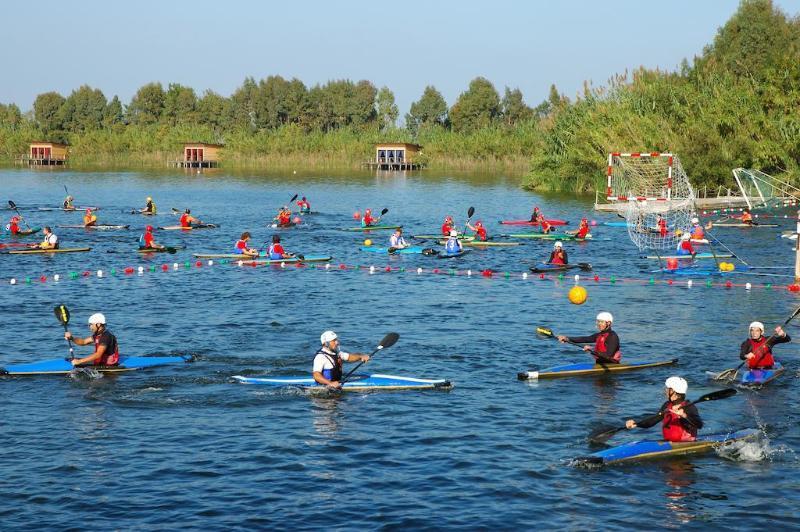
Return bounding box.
[0,168,798,530]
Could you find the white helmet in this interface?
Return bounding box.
[554,241,563,248]
[449,230,458,237]
[681,233,690,241]
[691,217,699,224]
[665,376,688,394]
[320,330,338,344]
[749,321,764,332]
[596,312,613,323]
[88,313,106,325]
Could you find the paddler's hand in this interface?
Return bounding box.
[775,326,786,337]
[556,335,568,343]
[64,331,73,341]
[745,352,755,360]
[360,355,370,363]
[625,419,636,429]
[582,345,592,352]
[327,381,342,389]
[670,405,687,419]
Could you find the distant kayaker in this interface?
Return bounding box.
[64,313,120,367]
[389,228,410,249]
[441,215,455,236]
[530,206,542,223]
[657,214,668,237]
[297,197,311,213]
[83,208,97,227]
[444,229,463,255]
[362,208,380,227]
[63,195,75,210]
[268,234,294,260]
[690,217,705,240]
[676,233,696,257]
[740,321,790,370]
[548,241,568,265]
[467,220,488,241]
[568,217,590,239]
[233,232,259,256]
[741,208,754,225]
[7,216,21,235]
[540,218,552,234]
[625,377,703,442]
[142,197,157,215]
[312,330,371,389]
[276,206,292,227]
[37,226,59,250]
[139,225,164,250]
[557,312,621,363]
[180,209,201,228]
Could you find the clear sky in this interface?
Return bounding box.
[2,0,799,117]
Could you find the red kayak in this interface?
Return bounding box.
[499,219,569,226]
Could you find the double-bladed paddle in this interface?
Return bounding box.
[536,326,617,364]
[7,200,32,230]
[587,388,737,444]
[340,332,400,385]
[54,304,75,360]
[462,206,475,237]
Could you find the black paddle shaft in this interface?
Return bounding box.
[54,305,75,359]
[340,332,400,384]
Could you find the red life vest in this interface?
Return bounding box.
[658,219,667,237]
[595,331,621,362]
[93,332,119,366]
[180,213,191,227]
[551,251,566,265]
[363,214,375,226]
[9,221,19,234]
[441,223,452,236]
[662,401,697,442]
[278,214,290,225]
[679,240,695,253]
[576,225,589,238]
[746,337,774,369]
[476,226,487,241]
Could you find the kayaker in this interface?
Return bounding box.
[690,217,705,240]
[540,218,552,234]
[548,241,568,265]
[297,197,311,213]
[466,220,488,241]
[741,209,753,225]
[37,226,59,250]
[441,215,455,236]
[139,225,164,250]
[530,206,542,223]
[142,197,157,215]
[362,208,380,227]
[389,228,409,249]
[444,229,463,255]
[570,217,590,239]
[676,233,696,257]
[740,321,790,370]
[268,234,293,260]
[180,209,201,228]
[312,330,371,389]
[64,313,120,367]
[276,206,292,227]
[624,377,703,442]
[234,232,259,256]
[83,208,97,227]
[7,216,21,235]
[63,195,75,210]
[557,312,621,363]
[657,214,668,237]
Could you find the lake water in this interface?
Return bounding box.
[0,167,798,529]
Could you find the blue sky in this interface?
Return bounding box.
[2,0,799,117]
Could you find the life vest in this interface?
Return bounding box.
[268,243,283,260]
[63,199,73,209]
[540,221,551,234]
[84,214,96,226]
[362,214,375,227]
[93,331,119,366]
[278,213,291,225]
[316,348,342,382]
[475,226,487,241]
[9,221,19,234]
[662,401,697,442]
[595,331,621,362]
[441,223,452,236]
[180,213,191,227]
[550,250,566,265]
[745,337,774,369]
[741,212,752,223]
[146,201,156,214]
[234,239,248,254]
[691,225,704,239]
[576,225,589,238]
[390,235,406,248]
[676,240,694,255]
[445,237,461,254]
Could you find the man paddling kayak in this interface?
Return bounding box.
[441,215,455,236]
[740,321,790,370]
[548,241,568,265]
[557,312,621,363]
[690,217,705,240]
[444,229,463,255]
[296,197,311,214]
[139,225,164,250]
[63,195,75,210]
[389,228,410,249]
[540,218,552,234]
[741,208,754,225]
[362,208,381,227]
[530,206,542,223]
[467,220,488,241]
[676,233,696,257]
[312,331,371,389]
[64,313,120,367]
[267,234,293,260]
[275,206,292,227]
[567,217,590,239]
[7,216,21,235]
[83,208,97,227]
[141,197,157,215]
[180,209,202,228]
[624,377,703,442]
[657,214,668,237]
[37,226,59,250]
[234,232,259,256]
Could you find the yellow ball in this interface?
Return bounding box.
[364,239,372,247]
[568,285,588,305]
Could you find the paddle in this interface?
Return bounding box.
[587,388,737,444]
[7,200,32,231]
[711,305,800,382]
[463,206,475,237]
[340,332,400,385]
[54,304,75,360]
[536,326,617,364]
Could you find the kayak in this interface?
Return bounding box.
[342,225,402,232]
[517,358,678,380]
[158,224,218,230]
[642,253,733,260]
[6,247,91,255]
[711,223,778,228]
[574,428,759,466]
[270,222,297,228]
[194,252,260,259]
[462,240,520,247]
[137,247,179,254]
[436,249,471,259]
[39,206,101,212]
[0,354,194,376]
[6,228,41,236]
[529,262,592,273]
[740,362,784,386]
[232,373,453,391]
[238,255,333,264]
[603,221,633,227]
[413,234,475,241]
[506,233,592,241]
[499,219,568,226]
[57,224,130,230]
[360,246,433,255]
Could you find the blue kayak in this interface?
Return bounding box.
[740,362,784,386]
[360,246,431,255]
[233,373,452,391]
[0,355,194,376]
[575,428,759,466]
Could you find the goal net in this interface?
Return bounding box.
[733,168,800,210]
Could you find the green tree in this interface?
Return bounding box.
[0,103,23,129]
[127,82,166,125]
[406,85,448,132]
[58,85,107,132]
[103,95,124,127]
[284,78,308,126]
[449,77,501,133]
[375,86,398,131]
[227,77,258,131]
[163,83,198,125]
[197,90,229,130]
[33,91,66,134]
[501,87,532,126]
[254,75,290,129]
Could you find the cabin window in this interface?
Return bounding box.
[45,147,51,158]
[397,149,404,161]
[198,149,204,161]
[378,150,386,163]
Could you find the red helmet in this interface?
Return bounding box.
[146,225,153,232]
[476,220,483,226]
[365,208,371,213]
[11,216,19,222]
[85,208,92,213]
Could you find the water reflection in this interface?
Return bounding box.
[661,460,698,525]
[309,395,343,438]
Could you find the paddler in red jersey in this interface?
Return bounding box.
[573,217,590,239]
[657,214,668,237]
[83,208,97,227]
[361,208,380,227]
[180,209,201,228]
[741,208,754,225]
[557,312,621,363]
[138,225,164,250]
[676,233,696,258]
[467,220,488,241]
[276,206,292,227]
[539,218,553,234]
[296,197,311,213]
[530,206,542,223]
[64,313,120,367]
[625,377,703,442]
[740,321,790,370]
[441,216,455,236]
[547,241,568,265]
[7,216,21,235]
[234,232,259,256]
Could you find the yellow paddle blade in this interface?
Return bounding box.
[536,327,554,337]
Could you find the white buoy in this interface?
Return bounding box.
[173,263,179,270]
[137,266,144,274]
[687,280,693,288]
[467,269,472,276]
[96,270,103,278]
[208,260,214,266]
[745,282,752,290]
[574,274,580,282]
[281,262,286,268]
[10,278,16,285]
[325,263,330,270]
[369,266,375,274]
[237,260,243,267]
[522,272,528,279]
[416,267,422,274]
